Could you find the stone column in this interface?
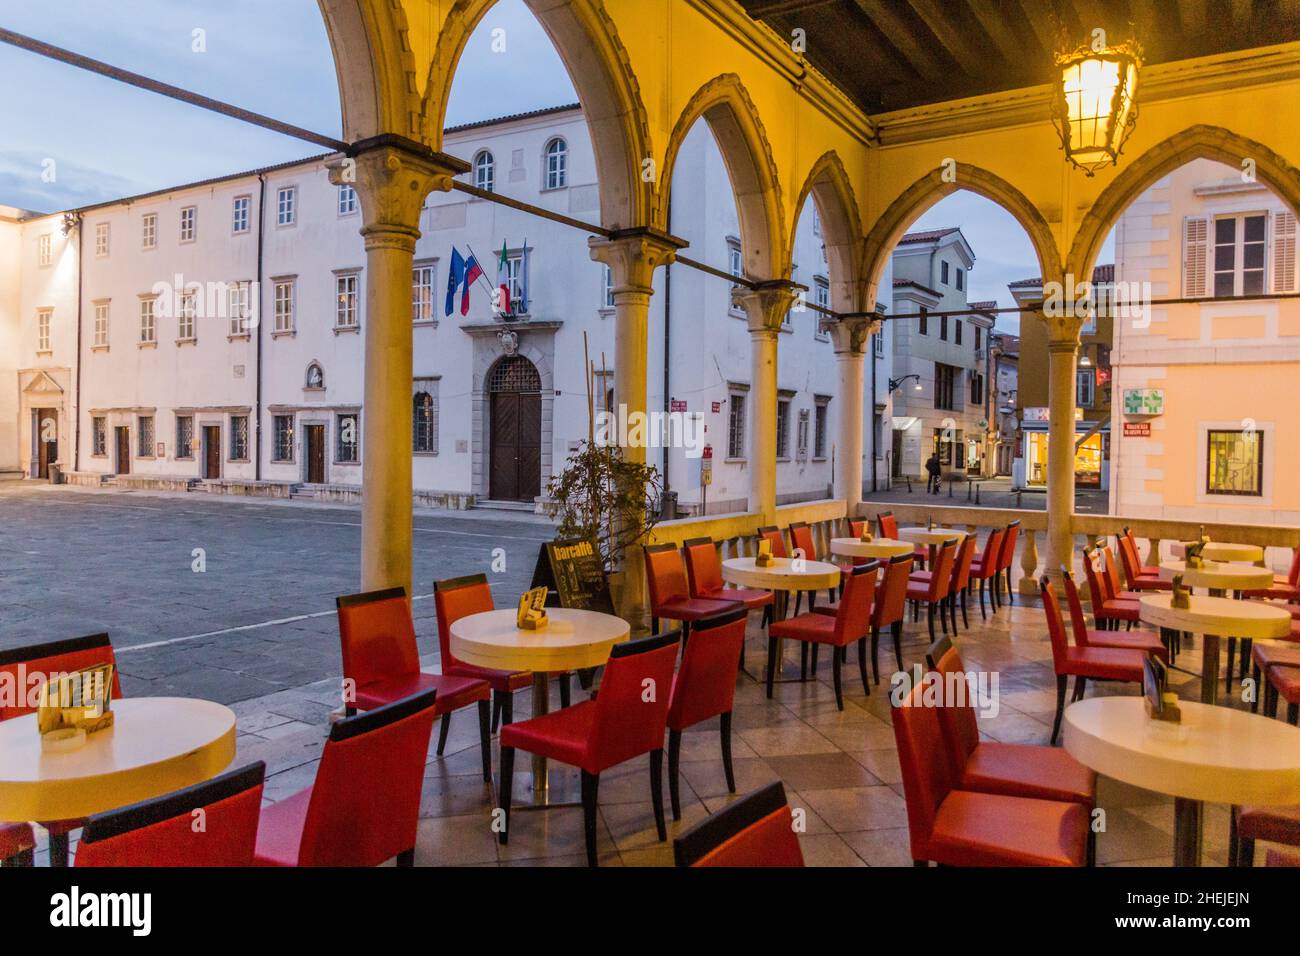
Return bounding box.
[733,282,799,523]
[332,137,468,596]
[825,315,879,514]
[1043,311,1083,582]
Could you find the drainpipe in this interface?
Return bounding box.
[254,174,266,481]
[870,328,878,493]
[661,199,672,502]
[72,212,83,474]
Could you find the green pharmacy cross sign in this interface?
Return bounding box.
[1123,388,1164,416]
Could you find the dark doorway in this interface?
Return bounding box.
[488,356,542,502]
[891,429,904,479]
[305,425,326,484]
[35,408,57,479]
[203,426,221,479]
[114,427,130,476]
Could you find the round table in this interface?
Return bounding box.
[896,526,966,565]
[723,556,841,682]
[829,537,914,560]
[1139,593,1291,705]
[1158,560,1274,593]
[449,607,629,801]
[1063,696,1300,866]
[1170,541,1265,564]
[0,697,236,824]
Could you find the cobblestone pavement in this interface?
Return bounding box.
[861,476,1110,514]
[0,482,552,703]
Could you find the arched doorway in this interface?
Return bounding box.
[487,355,542,502]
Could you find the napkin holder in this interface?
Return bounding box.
[37,663,115,746]
[755,538,774,568]
[859,529,874,543]
[1143,655,1181,724]
[1170,574,1192,610]
[516,586,549,631]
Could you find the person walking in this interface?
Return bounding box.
[925,452,942,495]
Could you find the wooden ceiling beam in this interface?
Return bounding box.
[904,0,993,75]
[850,0,951,82]
[966,0,1036,63]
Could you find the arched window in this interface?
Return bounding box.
[473,150,495,193]
[544,138,568,190]
[413,390,436,452]
[488,355,542,394]
[305,362,324,389]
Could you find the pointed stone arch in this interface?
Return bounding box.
[790,150,864,312]
[861,164,1063,312]
[1067,124,1300,280]
[318,0,424,142]
[420,0,653,230]
[656,73,787,281]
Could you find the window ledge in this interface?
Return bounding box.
[725,457,747,464]
[175,338,197,347]
[229,458,250,464]
[333,326,360,336]
[271,329,296,339]
[271,459,295,465]
[413,320,439,329]
[414,451,440,458]
[227,333,251,342]
[176,456,194,462]
[35,349,53,357]
[91,345,110,353]
[138,341,157,349]
[90,453,107,459]
[598,308,615,319]
[303,387,325,395]
[539,185,569,194]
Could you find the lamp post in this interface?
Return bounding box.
[888,374,923,394]
[1052,38,1142,176]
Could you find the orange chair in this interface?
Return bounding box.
[1264,664,1300,724]
[1229,804,1300,866]
[1116,528,1171,592]
[1061,568,1169,662]
[788,521,838,615]
[1244,547,1300,603]
[757,525,788,558]
[673,782,804,867]
[871,553,915,682]
[996,520,1021,604]
[876,511,899,539]
[644,543,743,642]
[0,824,34,866]
[1250,642,1300,713]
[969,526,1006,618]
[1081,545,1140,630]
[910,536,973,635]
[906,538,958,643]
[682,536,774,639]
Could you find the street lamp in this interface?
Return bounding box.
[889,374,923,394]
[1052,37,1142,175]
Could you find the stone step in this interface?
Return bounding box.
[473,498,537,513]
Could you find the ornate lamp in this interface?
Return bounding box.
[1052,38,1142,175]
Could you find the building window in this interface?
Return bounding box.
[272,415,294,462]
[939,316,949,341]
[139,298,156,344]
[776,393,793,459]
[473,150,495,192]
[276,186,296,227]
[180,206,196,242]
[602,264,615,309]
[1207,429,1263,496]
[811,205,822,237]
[142,213,157,249]
[137,416,154,458]
[1076,369,1095,408]
[230,416,249,461]
[336,414,359,463]
[274,279,295,333]
[727,390,747,459]
[955,267,965,291]
[413,379,439,454]
[95,222,110,257]
[873,330,885,357]
[814,398,829,459]
[35,308,52,352]
[954,319,963,346]
[176,416,194,460]
[935,426,963,466]
[1213,213,1267,297]
[413,264,436,323]
[728,240,743,288]
[38,234,51,267]
[228,282,250,335]
[974,326,982,351]
[93,301,109,348]
[814,278,830,339]
[544,137,567,189]
[92,417,106,457]
[504,252,527,312]
[337,184,358,216]
[335,274,359,330]
[940,261,950,285]
[918,306,928,335]
[970,371,985,406]
[232,196,250,234]
[178,293,197,341]
[934,363,957,411]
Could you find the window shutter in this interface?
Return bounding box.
[1272,209,1297,293]
[1182,217,1208,297]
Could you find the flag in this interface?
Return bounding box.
[461,255,484,316]
[496,240,512,317]
[517,239,529,315]
[445,247,465,317]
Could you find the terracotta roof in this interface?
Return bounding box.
[445,103,582,135]
[897,227,960,245]
[892,278,942,298]
[967,300,999,311]
[1008,264,1114,288]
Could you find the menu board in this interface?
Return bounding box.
[530,537,615,615]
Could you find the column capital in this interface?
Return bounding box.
[588,227,685,294]
[329,137,470,244]
[733,280,800,337]
[1024,294,1086,351]
[823,314,882,356]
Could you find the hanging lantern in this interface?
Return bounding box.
[1052,38,1142,175]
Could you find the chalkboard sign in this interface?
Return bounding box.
[530,537,615,615]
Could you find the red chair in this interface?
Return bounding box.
[757,525,789,558]
[1041,576,1147,744]
[1061,569,1169,662]
[672,782,804,867]
[1264,664,1300,724]
[433,573,537,732]
[683,536,774,668]
[1250,642,1300,713]
[910,536,973,635]
[837,520,872,571]
[970,526,1006,618]
[644,543,742,642]
[871,553,914,683]
[876,511,898,539]
[1082,545,1140,630]
[1102,545,1144,602]
[996,520,1021,604]
[0,633,123,867]
[768,563,878,708]
[1244,547,1300,602]
[498,632,679,867]
[666,608,747,820]
[255,689,439,866]
[76,762,266,867]
[788,521,838,614]
[892,679,1089,867]
[337,586,492,782]
[1117,528,1170,592]
[1229,804,1300,866]
[1267,849,1300,866]
[907,538,958,643]
[0,824,35,866]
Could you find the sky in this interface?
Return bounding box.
[0,0,1104,327]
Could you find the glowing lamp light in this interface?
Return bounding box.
[1053,38,1142,175]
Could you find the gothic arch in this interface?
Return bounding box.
[790,150,864,313]
[318,0,423,142]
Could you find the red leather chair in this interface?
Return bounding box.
[1117,528,1170,592]
[910,536,972,634]
[836,520,872,571]
[970,526,1005,618]
[892,679,1089,867]
[433,573,538,732]
[1102,545,1144,603]
[1041,576,1147,744]
[0,633,123,867]
[672,782,804,867]
[1061,568,1169,662]
[0,824,35,866]
[683,535,774,672]
[498,632,679,867]
[666,608,747,820]
[1264,664,1300,724]
[768,563,878,708]
[1229,803,1300,866]
[76,762,266,867]
[907,538,958,643]
[757,525,789,558]
[255,689,439,866]
[996,520,1021,604]
[644,543,742,642]
[337,586,492,781]
[1267,848,1300,866]
[1244,547,1300,602]
[1082,545,1140,630]
[788,521,838,614]
[1250,642,1300,713]
[871,553,914,683]
[876,511,899,540]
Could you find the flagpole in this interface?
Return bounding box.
[464,243,500,299]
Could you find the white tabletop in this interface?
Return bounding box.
[896,527,967,546]
[1170,541,1265,564]
[1139,593,1292,639]
[829,537,914,559]
[1063,696,1300,805]
[0,697,236,822]
[721,556,841,591]
[449,607,629,674]
[1159,559,1274,592]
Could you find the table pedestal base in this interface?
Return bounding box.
[1173,797,1204,867]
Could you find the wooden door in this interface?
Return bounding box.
[204,426,221,479]
[306,425,326,484]
[489,392,541,501]
[35,408,56,478]
[115,427,130,475]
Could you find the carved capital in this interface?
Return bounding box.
[588,227,685,295]
[822,314,881,356]
[732,280,799,336]
[331,136,470,245]
[1025,294,1085,352]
